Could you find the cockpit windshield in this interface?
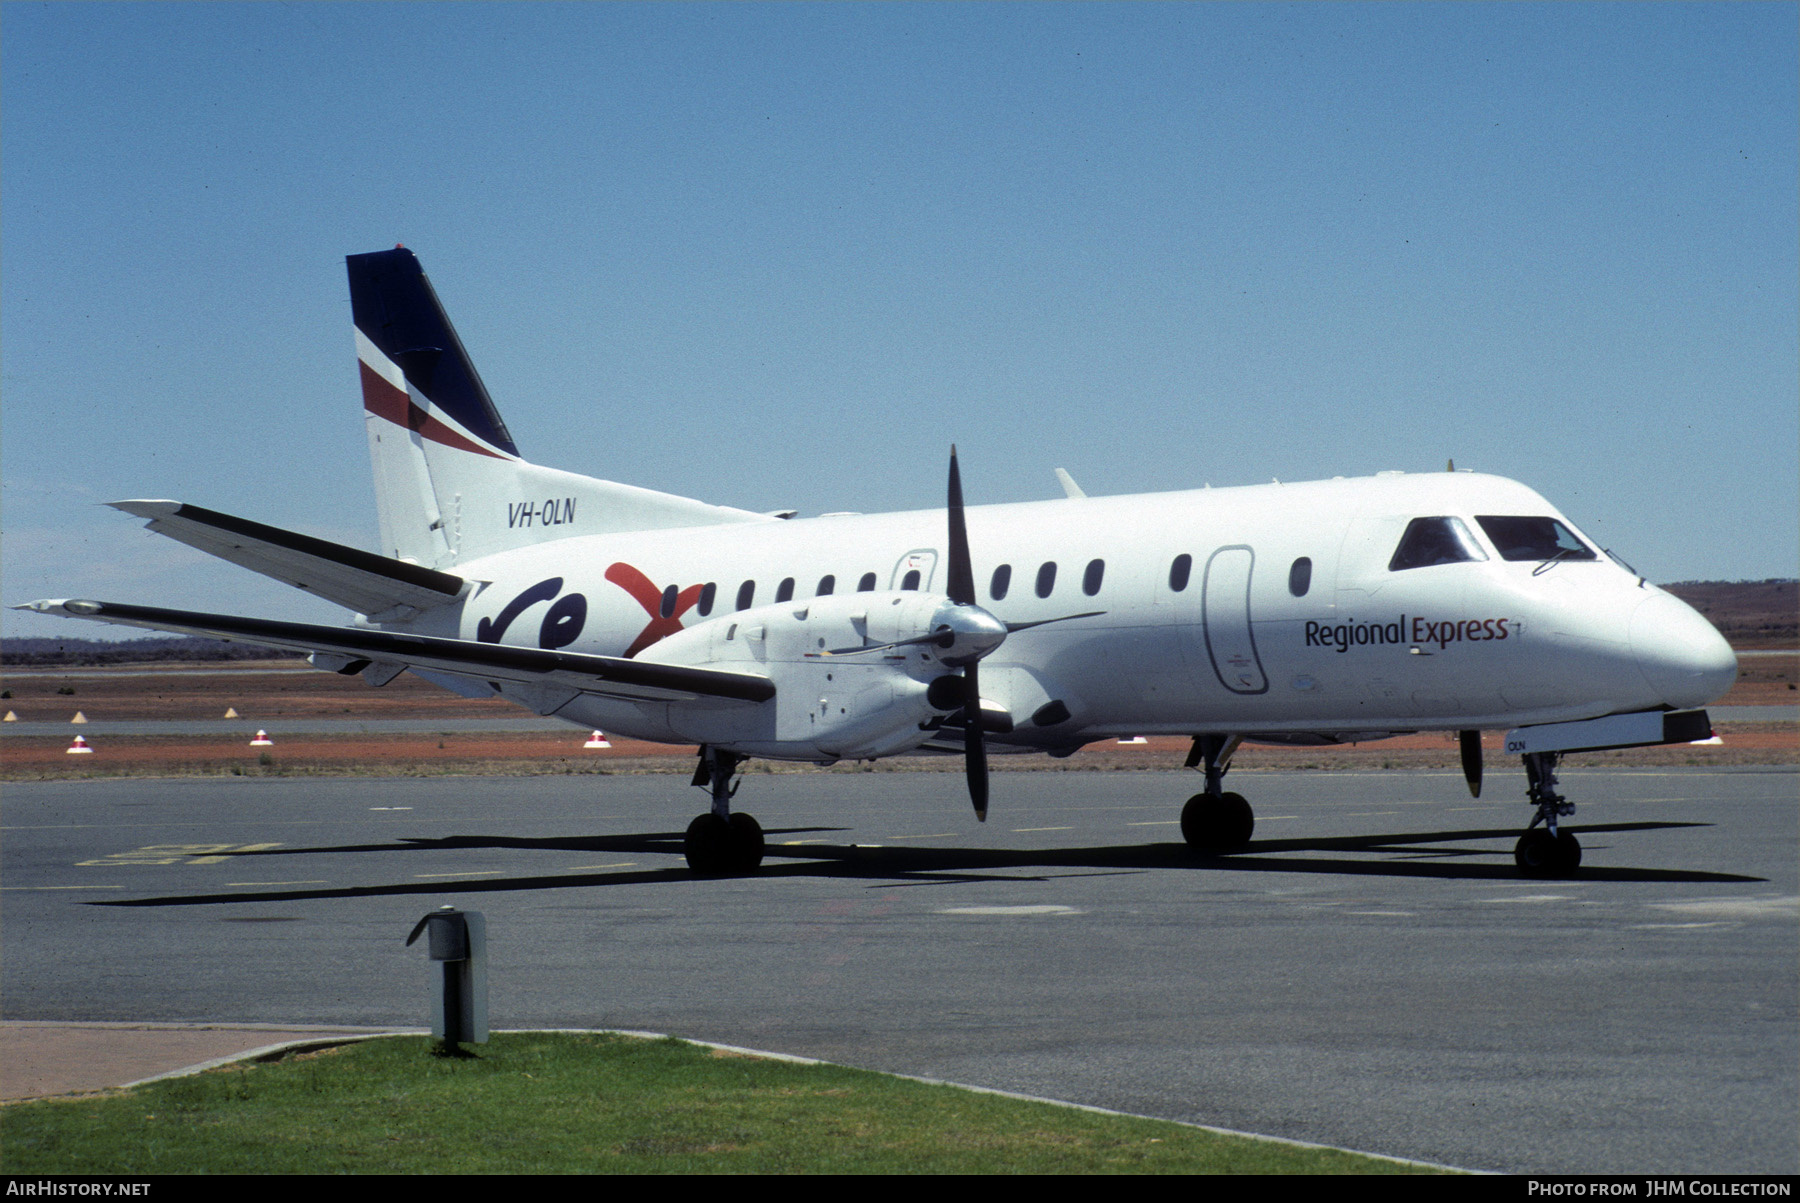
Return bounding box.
[1388,516,1489,571]
[1475,516,1597,563]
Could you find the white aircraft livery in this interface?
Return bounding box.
[19,247,1740,877]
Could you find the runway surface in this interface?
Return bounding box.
[3,766,1794,1173]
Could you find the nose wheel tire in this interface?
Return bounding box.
[685,811,765,876]
[1181,791,1254,853]
[1514,828,1581,877]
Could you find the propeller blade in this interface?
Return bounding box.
[1459,729,1483,798]
[964,660,988,821]
[1003,610,1105,634]
[824,627,953,657]
[946,446,976,606]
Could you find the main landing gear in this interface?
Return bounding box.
[1514,749,1581,877]
[1180,734,1254,853]
[685,746,765,876]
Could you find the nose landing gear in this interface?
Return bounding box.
[1515,750,1581,876]
[685,746,765,876]
[1180,734,1255,852]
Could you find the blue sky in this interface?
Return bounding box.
[4,2,1795,638]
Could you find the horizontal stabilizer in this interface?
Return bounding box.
[15,599,776,706]
[110,500,466,619]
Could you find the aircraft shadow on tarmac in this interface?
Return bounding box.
[91,820,1765,908]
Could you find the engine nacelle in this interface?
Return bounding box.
[637,592,973,760]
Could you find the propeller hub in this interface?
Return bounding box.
[932,601,1007,667]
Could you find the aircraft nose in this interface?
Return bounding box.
[1629,592,1738,710]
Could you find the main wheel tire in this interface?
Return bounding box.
[1515,829,1581,877]
[1181,791,1255,853]
[684,813,735,876]
[727,811,765,872]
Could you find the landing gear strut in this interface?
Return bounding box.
[685,746,765,876]
[1515,750,1581,877]
[1181,734,1254,853]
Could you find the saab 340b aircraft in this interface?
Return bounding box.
[19,247,1739,877]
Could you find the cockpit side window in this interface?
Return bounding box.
[1475,516,1597,563]
[1388,516,1489,572]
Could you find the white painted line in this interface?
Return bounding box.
[1012,826,1074,832]
[938,905,1082,916]
[412,870,505,879]
[1645,896,1799,919]
[883,833,955,840]
[565,863,637,871]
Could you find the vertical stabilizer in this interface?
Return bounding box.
[347,248,771,567]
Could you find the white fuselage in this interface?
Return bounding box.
[385,470,1736,761]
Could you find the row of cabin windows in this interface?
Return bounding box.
[987,559,1107,601]
[676,554,1320,619]
[682,558,1113,618]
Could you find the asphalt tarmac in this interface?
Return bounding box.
[3,766,1794,1174]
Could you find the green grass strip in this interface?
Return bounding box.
[0,1032,1443,1175]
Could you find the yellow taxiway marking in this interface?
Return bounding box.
[1012,826,1073,832]
[78,842,283,867]
[226,881,328,887]
[412,870,506,879]
[565,863,638,871]
[883,832,955,840]
[2,885,125,891]
[1126,820,1180,827]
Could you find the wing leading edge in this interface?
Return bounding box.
[13,599,776,706]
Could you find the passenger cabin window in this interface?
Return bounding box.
[1475,516,1597,563]
[990,564,1012,601]
[736,580,756,611]
[659,584,679,618]
[816,575,835,596]
[1036,561,1057,598]
[1082,559,1105,596]
[775,577,795,604]
[1389,517,1488,572]
[1289,557,1312,597]
[857,572,877,592]
[1169,554,1192,592]
[900,569,921,591]
[697,582,717,617]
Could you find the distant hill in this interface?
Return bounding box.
[4,580,1793,666]
[1661,580,1798,649]
[1,636,304,668]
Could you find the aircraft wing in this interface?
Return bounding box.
[109,501,466,619]
[14,599,776,705]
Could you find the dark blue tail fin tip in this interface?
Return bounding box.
[347,248,519,458]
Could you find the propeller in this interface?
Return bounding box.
[944,447,990,819]
[1459,729,1483,798]
[828,447,1105,822]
